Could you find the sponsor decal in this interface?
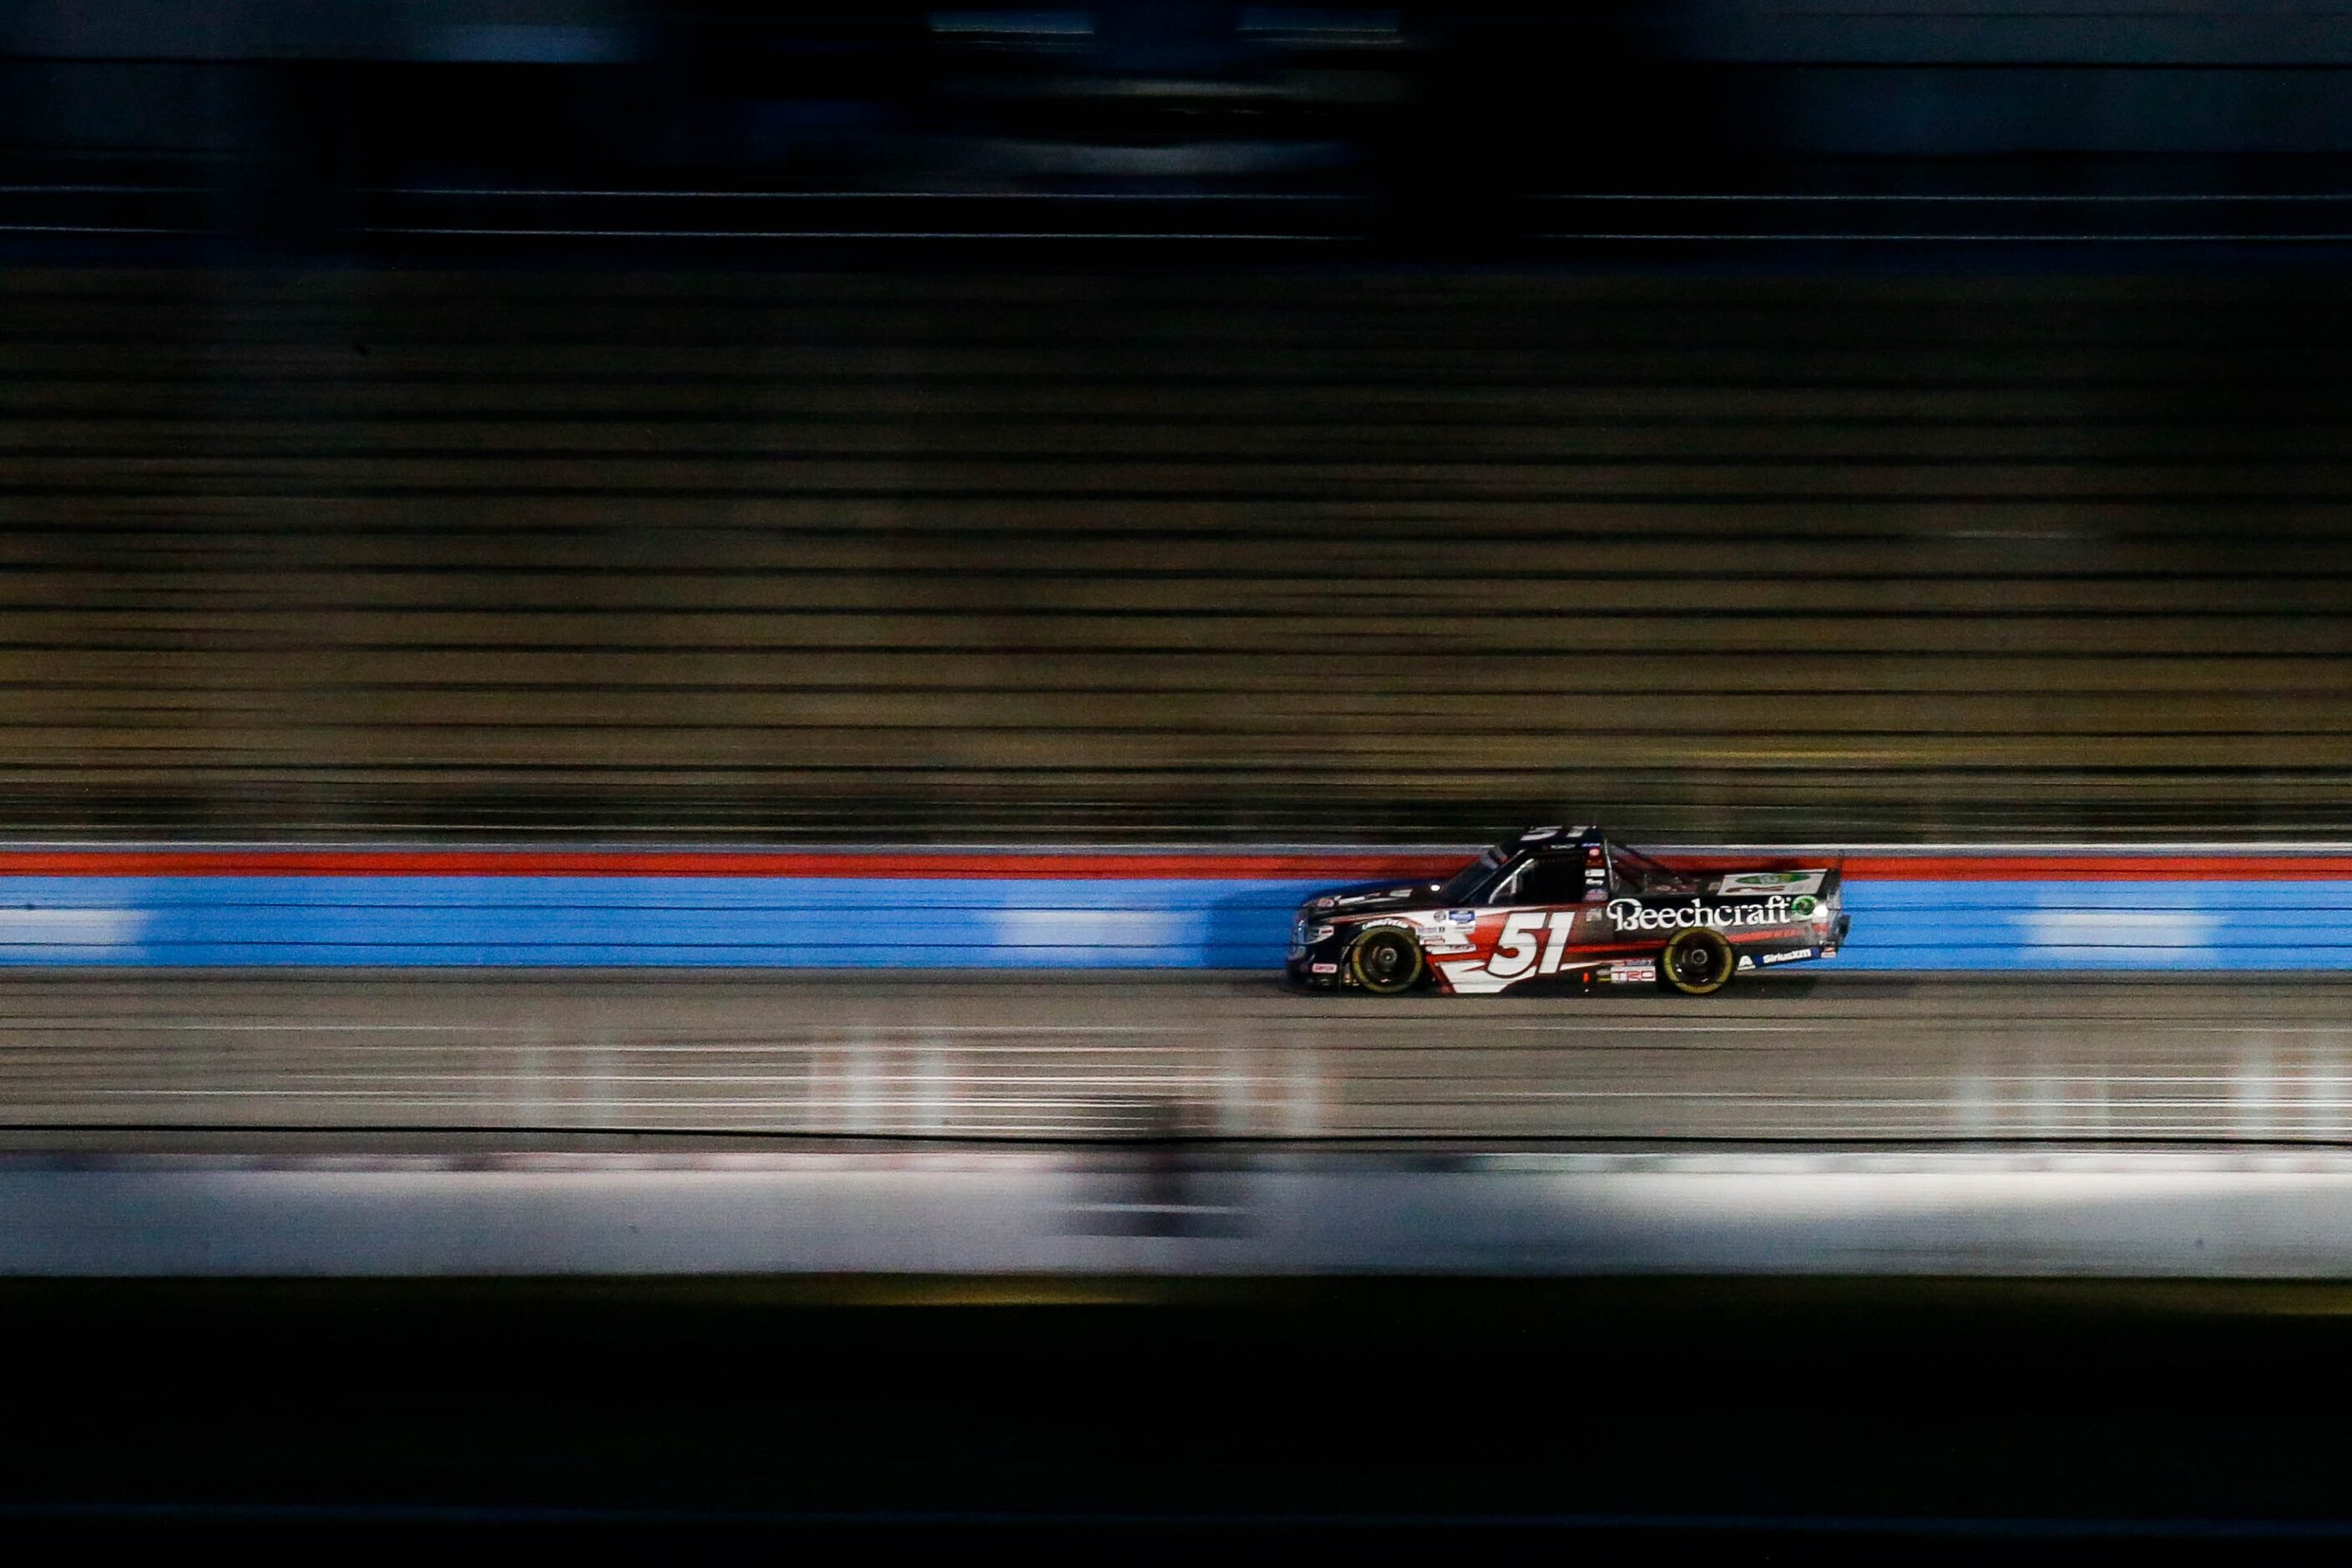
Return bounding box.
[1603,960,1657,984]
[1310,962,1338,974]
[1736,955,1754,971]
[1308,925,1335,943]
[1606,896,1793,933]
[1585,867,1607,883]
[1792,895,1818,918]
[1758,948,1814,966]
[1419,923,1474,954]
[1714,871,1825,898]
[1449,908,1476,923]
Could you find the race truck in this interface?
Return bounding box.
[1285,825,1848,996]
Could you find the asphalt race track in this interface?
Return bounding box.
[3,972,2349,1145]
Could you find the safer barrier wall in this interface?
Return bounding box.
[1843,855,2352,971]
[0,849,1459,969]
[3,847,2350,970]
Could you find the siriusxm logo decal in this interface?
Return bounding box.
[1606,896,1794,933]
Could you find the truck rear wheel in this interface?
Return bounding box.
[1659,927,1736,996]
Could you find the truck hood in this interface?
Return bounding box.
[1299,878,1450,917]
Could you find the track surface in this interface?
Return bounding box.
[2,972,2348,1142]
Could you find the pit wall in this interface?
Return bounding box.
[0,847,2343,970]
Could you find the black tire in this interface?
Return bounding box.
[1348,928,1426,995]
[1659,927,1736,996]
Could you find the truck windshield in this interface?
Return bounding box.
[1434,846,1507,905]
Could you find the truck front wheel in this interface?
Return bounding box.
[1348,928,1425,995]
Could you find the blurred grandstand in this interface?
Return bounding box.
[0,5,2349,845]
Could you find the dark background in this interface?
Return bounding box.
[8,5,2352,1547]
[1,3,2350,843]
[14,1273,2352,1549]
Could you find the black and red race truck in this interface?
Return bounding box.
[1285,825,1848,996]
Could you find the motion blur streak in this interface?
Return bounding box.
[6,269,2352,843]
[6,974,2352,1142]
[16,1146,2352,1276]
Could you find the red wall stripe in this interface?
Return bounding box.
[1839,856,2352,881]
[0,848,2347,881]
